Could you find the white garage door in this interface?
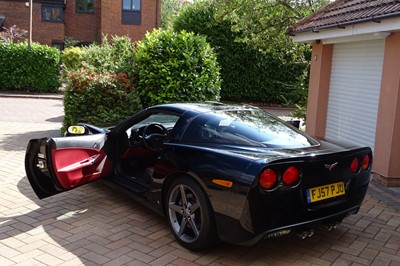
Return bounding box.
[326,39,385,151]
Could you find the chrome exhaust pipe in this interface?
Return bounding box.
[323,222,338,231]
[296,228,314,239]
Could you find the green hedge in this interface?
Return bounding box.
[0,42,60,92]
[134,29,221,107]
[63,30,221,128]
[62,35,136,76]
[63,64,142,129]
[173,1,307,105]
[62,35,140,129]
[61,46,83,70]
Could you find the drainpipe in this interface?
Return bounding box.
[155,0,159,28]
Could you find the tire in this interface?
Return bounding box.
[166,177,218,251]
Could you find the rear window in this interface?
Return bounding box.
[182,109,317,148]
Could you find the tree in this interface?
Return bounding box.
[213,0,330,57]
[161,0,194,29]
[173,0,328,105]
[213,0,330,117]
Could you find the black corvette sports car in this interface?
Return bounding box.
[25,102,372,250]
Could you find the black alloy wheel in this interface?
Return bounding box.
[166,177,217,250]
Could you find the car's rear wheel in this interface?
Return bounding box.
[166,177,217,250]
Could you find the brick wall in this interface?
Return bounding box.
[65,0,101,43]
[100,0,161,43]
[0,0,64,45]
[33,2,65,45]
[0,0,31,33]
[0,0,161,46]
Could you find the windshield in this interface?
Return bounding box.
[182,108,317,148]
[125,113,180,138]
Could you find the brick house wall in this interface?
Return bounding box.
[0,0,161,47]
[0,0,31,32]
[100,0,160,43]
[0,0,65,46]
[65,0,101,44]
[34,1,65,45]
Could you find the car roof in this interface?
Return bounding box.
[148,102,260,115]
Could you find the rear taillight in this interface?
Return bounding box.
[259,168,277,190]
[259,166,302,190]
[350,157,360,173]
[362,153,371,170]
[282,166,300,187]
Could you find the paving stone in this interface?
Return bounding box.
[172,258,201,266]
[1,96,400,265]
[104,246,133,260]
[129,249,156,263]
[149,253,178,266]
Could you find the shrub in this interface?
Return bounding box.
[62,35,139,131]
[173,0,307,105]
[61,46,84,70]
[79,38,113,72]
[62,35,136,76]
[0,42,60,92]
[134,29,221,107]
[82,35,135,76]
[63,36,80,48]
[0,25,27,43]
[63,64,142,129]
[107,35,137,76]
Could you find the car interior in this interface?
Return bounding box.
[115,113,180,188]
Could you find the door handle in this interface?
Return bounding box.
[80,154,100,166]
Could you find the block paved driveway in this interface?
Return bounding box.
[0,95,399,266]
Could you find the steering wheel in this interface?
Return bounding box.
[142,123,168,151]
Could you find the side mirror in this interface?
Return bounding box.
[67,125,86,135]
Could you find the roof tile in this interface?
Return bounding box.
[288,0,400,34]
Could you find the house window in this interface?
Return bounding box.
[42,6,64,22]
[0,15,5,30]
[76,0,94,13]
[51,40,64,51]
[123,0,141,11]
[122,0,141,25]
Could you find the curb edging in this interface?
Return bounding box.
[0,92,63,100]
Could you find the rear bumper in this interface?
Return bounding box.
[216,205,360,245]
[215,181,369,245]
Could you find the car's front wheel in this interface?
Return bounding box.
[166,177,217,250]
